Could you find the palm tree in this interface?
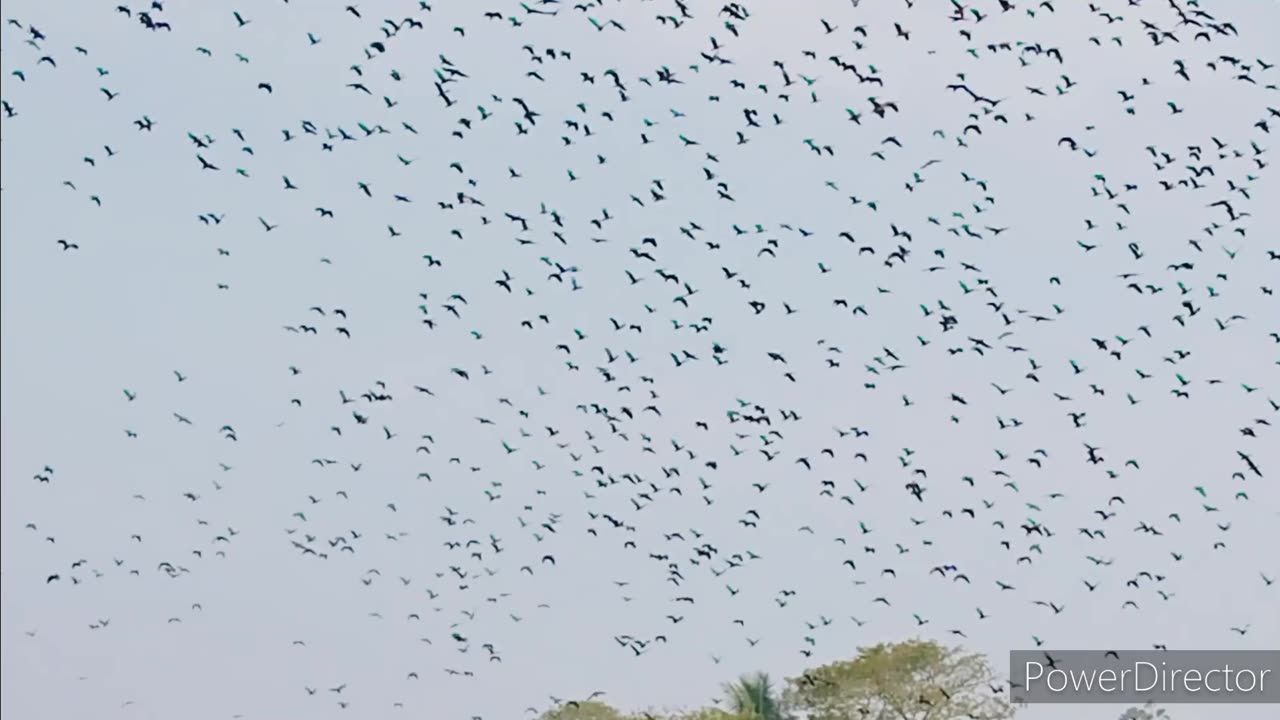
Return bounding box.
[721,672,787,720]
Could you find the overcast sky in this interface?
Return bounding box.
[1,1,1277,720]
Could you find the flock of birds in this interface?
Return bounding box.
[1,1,1277,718]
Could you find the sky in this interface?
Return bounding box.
[1,1,1277,720]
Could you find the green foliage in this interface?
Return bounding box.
[540,700,628,720]
[1119,701,1169,720]
[721,671,788,720]
[537,642,1013,720]
[782,639,1015,720]
[669,708,758,720]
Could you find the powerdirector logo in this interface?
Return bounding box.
[1009,650,1280,704]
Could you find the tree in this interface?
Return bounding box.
[670,708,757,720]
[782,639,1014,720]
[539,700,627,720]
[721,671,788,720]
[1118,702,1169,720]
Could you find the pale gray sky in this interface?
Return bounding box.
[1,1,1277,720]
